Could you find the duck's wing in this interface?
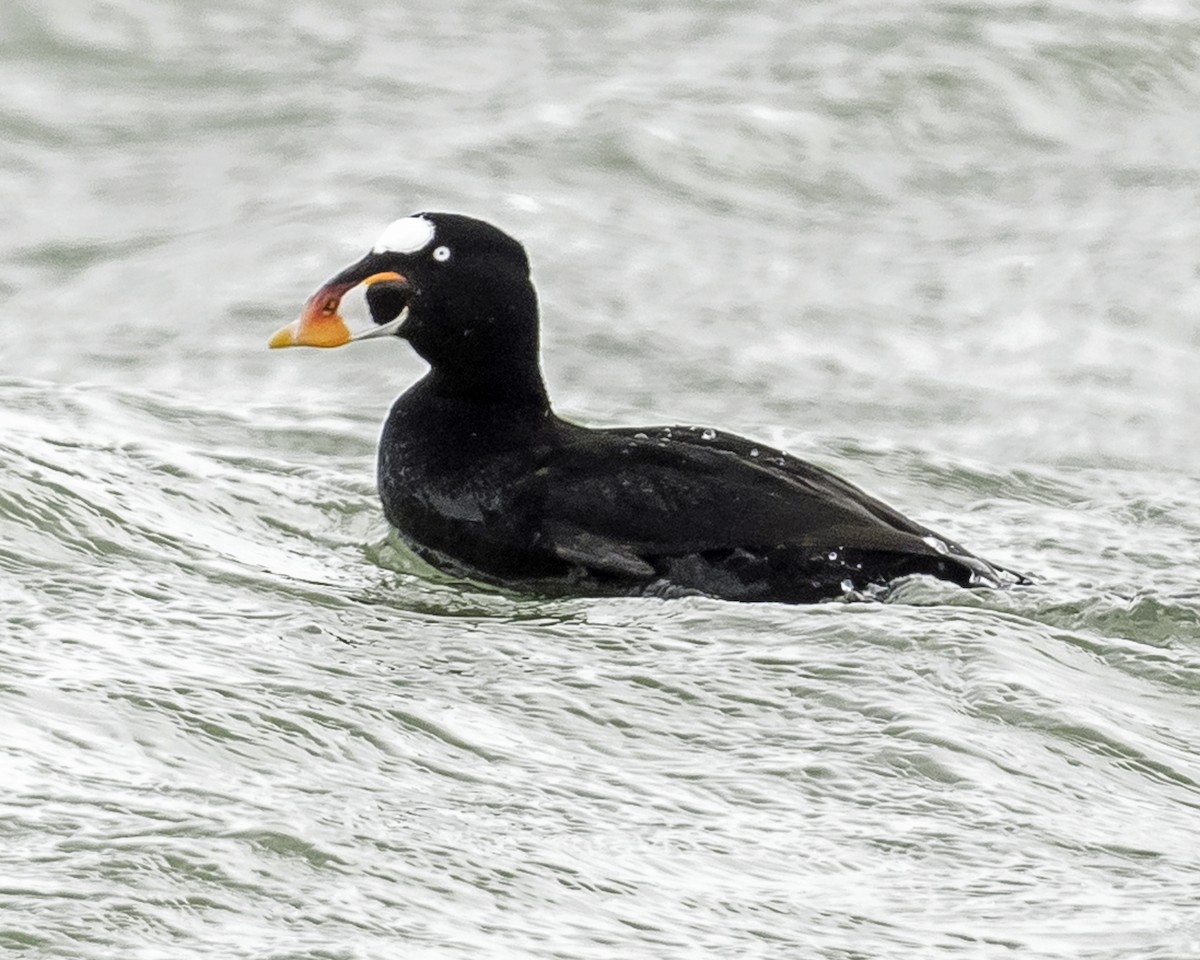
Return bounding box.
[515,423,1007,586]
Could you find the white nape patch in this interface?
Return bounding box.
[371,216,435,254]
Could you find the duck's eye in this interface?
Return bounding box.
[432,245,451,262]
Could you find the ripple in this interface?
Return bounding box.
[5,0,1200,956]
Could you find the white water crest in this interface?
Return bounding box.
[2,1,1199,957]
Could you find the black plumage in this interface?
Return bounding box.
[273,212,1021,602]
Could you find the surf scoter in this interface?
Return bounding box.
[270,212,1020,603]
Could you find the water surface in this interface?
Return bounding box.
[2,2,1199,957]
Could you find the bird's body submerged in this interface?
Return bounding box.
[377,378,1006,602]
[271,212,1020,603]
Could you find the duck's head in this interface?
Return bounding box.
[270,213,541,389]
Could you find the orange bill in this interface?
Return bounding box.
[269,271,407,349]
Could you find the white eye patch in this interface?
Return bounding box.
[371,216,435,254]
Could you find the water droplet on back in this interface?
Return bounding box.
[922,535,949,555]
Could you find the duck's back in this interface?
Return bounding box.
[378,384,1007,601]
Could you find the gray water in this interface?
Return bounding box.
[3,2,1200,957]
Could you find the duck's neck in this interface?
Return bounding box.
[390,372,554,459]
[422,362,551,413]
[402,272,550,411]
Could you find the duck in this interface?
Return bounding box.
[269,212,1021,603]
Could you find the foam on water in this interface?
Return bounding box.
[2,378,1198,959]
[3,0,1200,956]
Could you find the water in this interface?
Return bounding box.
[3,1,1200,956]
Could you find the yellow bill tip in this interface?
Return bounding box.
[267,312,352,349]
[268,321,300,349]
